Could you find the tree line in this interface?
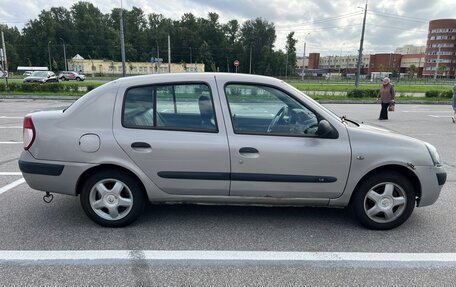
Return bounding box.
[0,1,298,76]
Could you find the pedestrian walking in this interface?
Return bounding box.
[377,77,395,120]
[452,83,456,123]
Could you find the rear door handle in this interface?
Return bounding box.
[131,142,151,149]
[239,147,258,154]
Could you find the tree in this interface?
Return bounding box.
[240,18,276,74]
[407,64,416,78]
[437,64,447,77]
[285,32,297,77]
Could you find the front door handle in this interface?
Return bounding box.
[131,142,151,149]
[239,147,258,154]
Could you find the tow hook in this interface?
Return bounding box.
[43,192,54,203]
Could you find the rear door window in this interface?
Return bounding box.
[122,83,217,132]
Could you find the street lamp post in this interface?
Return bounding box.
[301,33,310,81]
[47,41,52,71]
[60,38,67,71]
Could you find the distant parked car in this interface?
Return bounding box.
[19,73,446,229]
[23,71,58,83]
[23,71,32,76]
[59,71,85,81]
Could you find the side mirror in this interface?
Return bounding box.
[316,119,338,138]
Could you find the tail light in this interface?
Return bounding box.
[23,116,36,150]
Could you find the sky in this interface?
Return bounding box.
[0,0,454,56]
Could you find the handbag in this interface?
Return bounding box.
[388,101,395,112]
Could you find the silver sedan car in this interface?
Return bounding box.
[19,73,446,229]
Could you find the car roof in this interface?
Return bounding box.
[113,73,283,87]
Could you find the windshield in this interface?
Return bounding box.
[282,81,342,122]
[31,71,48,77]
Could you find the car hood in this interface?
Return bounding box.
[346,123,433,166]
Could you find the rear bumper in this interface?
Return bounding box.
[19,151,96,196]
[19,160,64,176]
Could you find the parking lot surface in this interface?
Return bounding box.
[1,99,455,286]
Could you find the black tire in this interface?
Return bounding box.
[351,171,415,230]
[80,170,146,227]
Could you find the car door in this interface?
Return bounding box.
[113,78,230,196]
[219,81,351,199]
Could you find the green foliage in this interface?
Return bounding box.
[0,82,82,93]
[4,2,297,76]
[426,90,453,98]
[425,90,440,98]
[440,90,453,98]
[346,89,379,98]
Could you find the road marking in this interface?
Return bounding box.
[402,110,447,113]
[0,116,24,119]
[0,178,25,195]
[429,115,453,118]
[0,142,23,144]
[0,126,22,129]
[0,172,22,176]
[1,250,456,266]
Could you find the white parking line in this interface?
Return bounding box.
[0,172,22,176]
[0,178,25,195]
[0,142,23,144]
[0,250,456,265]
[0,126,22,129]
[0,116,24,119]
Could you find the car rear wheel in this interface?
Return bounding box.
[351,171,415,230]
[80,170,146,227]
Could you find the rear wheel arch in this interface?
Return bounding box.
[76,164,148,201]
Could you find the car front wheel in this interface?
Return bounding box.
[80,170,146,227]
[351,171,415,230]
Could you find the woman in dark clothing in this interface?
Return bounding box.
[377,77,395,120]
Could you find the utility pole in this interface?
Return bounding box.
[168,34,171,73]
[355,1,368,88]
[301,33,310,81]
[119,0,126,77]
[60,38,67,71]
[47,41,52,71]
[249,44,252,74]
[285,53,288,79]
[1,31,8,86]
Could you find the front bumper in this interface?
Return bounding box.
[415,165,447,207]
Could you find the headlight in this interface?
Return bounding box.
[425,142,441,166]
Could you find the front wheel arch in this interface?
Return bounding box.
[350,167,420,230]
[349,164,421,207]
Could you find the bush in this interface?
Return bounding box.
[439,90,453,98]
[425,90,439,98]
[346,89,379,98]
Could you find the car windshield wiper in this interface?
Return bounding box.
[341,116,360,126]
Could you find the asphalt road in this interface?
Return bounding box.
[1,99,455,286]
